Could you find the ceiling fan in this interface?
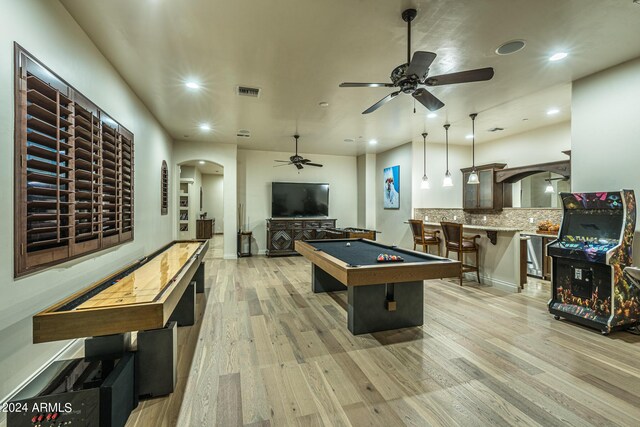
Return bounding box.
[339,8,495,114]
[274,135,323,170]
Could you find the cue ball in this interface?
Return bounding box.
[346,242,351,247]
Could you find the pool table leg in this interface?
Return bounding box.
[195,262,205,293]
[348,281,424,335]
[312,265,347,293]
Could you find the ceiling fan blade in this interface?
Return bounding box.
[274,160,290,162]
[362,91,401,114]
[295,163,304,170]
[339,82,394,88]
[406,51,437,80]
[413,88,445,111]
[425,67,494,86]
[274,163,293,167]
[305,163,323,167]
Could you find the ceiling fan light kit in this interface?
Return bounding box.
[467,113,480,185]
[339,9,494,114]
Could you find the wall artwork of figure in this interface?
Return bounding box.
[383,165,400,209]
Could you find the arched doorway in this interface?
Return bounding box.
[177,160,224,258]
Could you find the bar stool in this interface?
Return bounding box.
[408,219,441,256]
[440,221,481,286]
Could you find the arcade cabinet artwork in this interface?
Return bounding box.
[548,190,640,334]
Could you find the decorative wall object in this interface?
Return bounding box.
[161,160,168,215]
[383,165,400,209]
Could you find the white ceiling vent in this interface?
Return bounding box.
[236,86,261,98]
[236,129,251,138]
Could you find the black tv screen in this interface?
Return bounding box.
[271,182,329,217]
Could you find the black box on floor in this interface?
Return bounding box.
[7,352,136,427]
[136,321,177,398]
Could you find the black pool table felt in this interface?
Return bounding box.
[306,239,439,266]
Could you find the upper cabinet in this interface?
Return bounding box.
[461,163,511,212]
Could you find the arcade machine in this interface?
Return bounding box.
[548,190,640,334]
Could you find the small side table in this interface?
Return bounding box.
[237,231,253,257]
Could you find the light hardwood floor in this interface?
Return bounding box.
[125,251,640,427]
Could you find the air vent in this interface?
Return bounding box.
[236,129,251,138]
[488,127,505,132]
[236,86,261,97]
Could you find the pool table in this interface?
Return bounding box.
[295,239,460,334]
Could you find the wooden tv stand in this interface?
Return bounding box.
[266,218,336,256]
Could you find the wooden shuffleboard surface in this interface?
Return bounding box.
[76,242,201,310]
[33,240,208,343]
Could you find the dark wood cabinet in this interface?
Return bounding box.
[196,219,214,239]
[266,218,336,256]
[460,163,511,212]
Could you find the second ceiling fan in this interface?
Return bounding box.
[339,8,494,114]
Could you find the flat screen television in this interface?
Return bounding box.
[271,182,329,217]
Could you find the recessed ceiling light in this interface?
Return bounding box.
[199,161,205,165]
[318,102,329,107]
[185,81,200,89]
[427,113,437,118]
[495,40,526,55]
[549,52,568,62]
[465,134,474,139]
[547,109,560,115]
[369,139,378,145]
[199,123,211,131]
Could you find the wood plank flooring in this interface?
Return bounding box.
[126,240,640,427]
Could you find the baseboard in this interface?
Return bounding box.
[463,272,519,293]
[0,338,84,424]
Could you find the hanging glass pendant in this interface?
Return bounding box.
[443,170,453,187]
[467,113,479,184]
[421,174,430,189]
[467,170,479,184]
[545,180,554,193]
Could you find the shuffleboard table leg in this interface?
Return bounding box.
[137,321,178,398]
[85,332,132,360]
[195,262,205,293]
[312,265,348,293]
[169,280,196,326]
[348,281,423,335]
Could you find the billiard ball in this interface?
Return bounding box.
[346,242,351,247]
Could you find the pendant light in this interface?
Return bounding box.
[443,123,453,187]
[467,113,479,185]
[420,132,430,189]
[545,173,554,193]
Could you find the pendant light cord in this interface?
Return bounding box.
[422,132,427,176]
[470,113,478,169]
[444,124,450,172]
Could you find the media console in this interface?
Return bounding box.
[266,218,336,256]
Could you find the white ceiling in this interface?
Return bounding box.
[60,0,640,155]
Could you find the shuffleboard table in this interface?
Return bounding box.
[33,240,208,344]
[295,238,460,334]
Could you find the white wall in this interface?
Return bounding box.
[0,0,174,402]
[202,174,224,233]
[376,143,413,248]
[411,122,571,210]
[411,142,471,210]
[572,56,640,256]
[173,141,237,258]
[475,121,571,168]
[237,149,357,254]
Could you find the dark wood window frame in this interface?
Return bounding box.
[14,44,134,277]
[161,160,168,215]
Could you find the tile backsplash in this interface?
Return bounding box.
[414,208,563,232]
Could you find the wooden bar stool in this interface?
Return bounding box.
[408,219,441,256]
[440,221,481,286]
